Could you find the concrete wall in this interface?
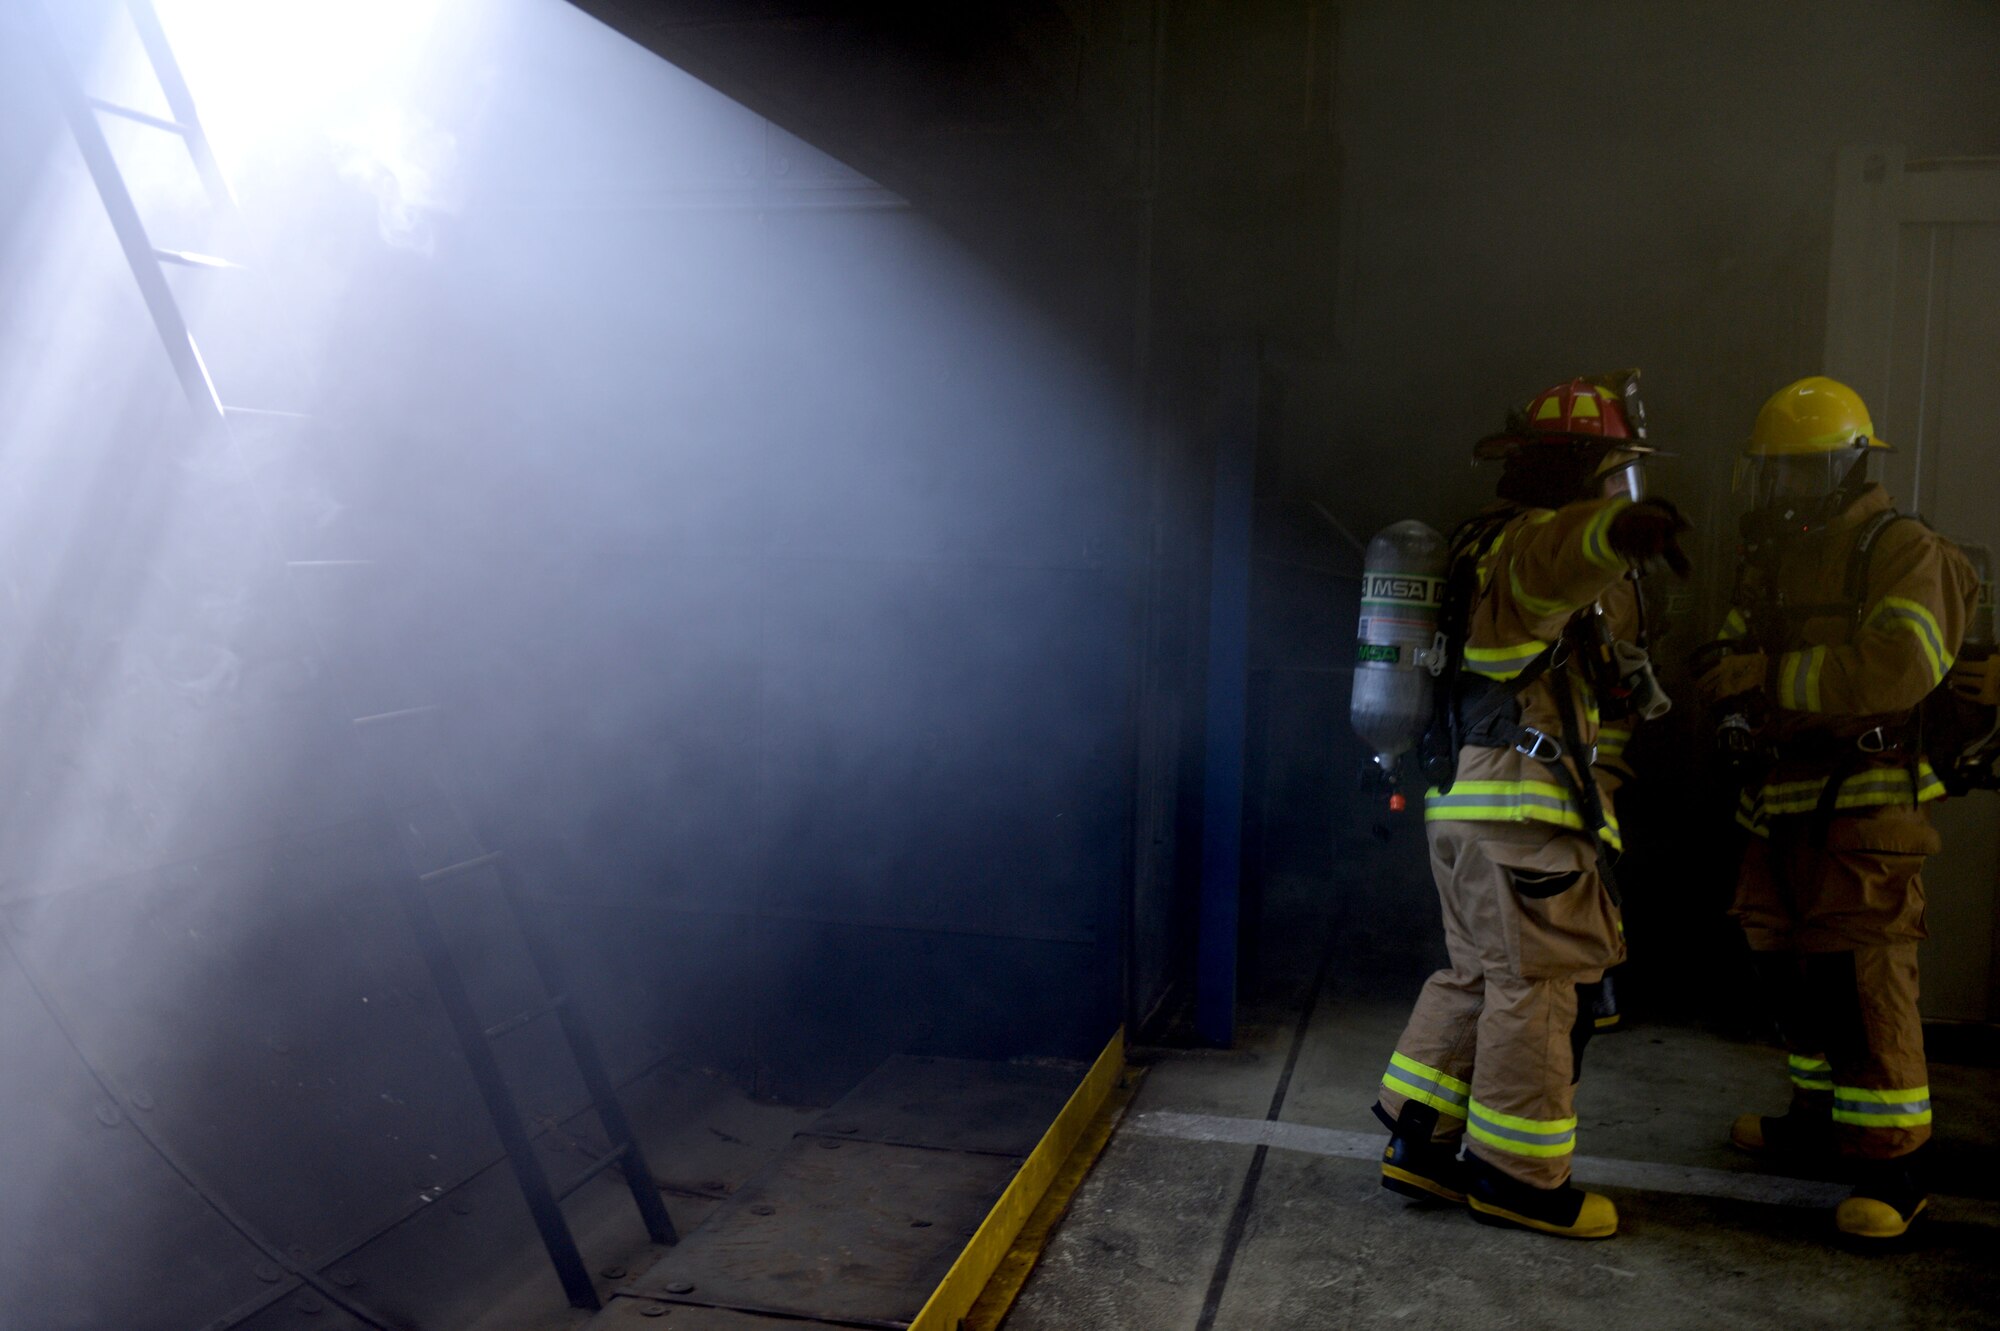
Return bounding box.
[1326,0,2000,549]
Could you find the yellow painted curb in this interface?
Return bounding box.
[907,1028,1127,1331]
[964,1055,1143,1330]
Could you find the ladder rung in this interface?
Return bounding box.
[556,1143,633,1201]
[222,406,312,421]
[419,851,503,885]
[484,995,567,1041]
[88,97,191,136]
[352,705,439,728]
[154,247,239,270]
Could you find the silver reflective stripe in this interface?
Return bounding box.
[1383,1064,1469,1109]
[1834,1096,1930,1117]
[1468,1108,1574,1149]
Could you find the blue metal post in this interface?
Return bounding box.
[1196,346,1257,1046]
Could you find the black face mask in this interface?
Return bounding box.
[1497,447,1600,509]
[1738,494,1848,551]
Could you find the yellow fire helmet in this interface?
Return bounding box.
[1736,377,1893,531]
[1745,376,1892,456]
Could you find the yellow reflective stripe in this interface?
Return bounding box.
[1747,761,1945,817]
[1777,646,1826,711]
[1463,640,1552,680]
[1788,1053,1833,1090]
[1389,1051,1471,1098]
[1597,726,1630,758]
[1870,596,1952,686]
[1425,781,1623,850]
[1833,1084,1930,1104]
[1580,499,1628,571]
[1719,608,1749,641]
[1466,1098,1576,1158]
[1831,1084,1932,1127]
[1382,1051,1471,1117]
[1509,562,1576,620]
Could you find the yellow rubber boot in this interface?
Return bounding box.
[1835,1195,1928,1240]
[1465,1158,1618,1240]
[1730,1108,1833,1157]
[1836,1151,1930,1242]
[1374,1102,1468,1205]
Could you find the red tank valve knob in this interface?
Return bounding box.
[1388,793,1407,813]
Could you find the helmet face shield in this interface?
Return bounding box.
[1735,446,1867,511]
[1598,451,1646,502]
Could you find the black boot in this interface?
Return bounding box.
[1464,1154,1618,1239]
[1585,972,1622,1032]
[1730,1104,1835,1157]
[1836,1149,1930,1241]
[1373,1101,1468,1205]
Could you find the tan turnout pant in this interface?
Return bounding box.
[1379,819,1625,1189]
[1731,803,1936,1160]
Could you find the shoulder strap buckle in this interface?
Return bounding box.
[1514,727,1565,763]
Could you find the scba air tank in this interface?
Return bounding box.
[1350,519,1447,808]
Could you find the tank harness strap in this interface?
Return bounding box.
[1543,643,1621,909]
[1807,509,1925,841]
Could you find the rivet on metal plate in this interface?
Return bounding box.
[749,1204,775,1216]
[639,1304,667,1319]
[94,1104,122,1127]
[599,1265,626,1280]
[664,1281,694,1295]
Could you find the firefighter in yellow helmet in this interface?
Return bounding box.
[1695,376,1980,1241]
[1374,374,1689,1240]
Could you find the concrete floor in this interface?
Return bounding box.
[1008,879,2000,1331]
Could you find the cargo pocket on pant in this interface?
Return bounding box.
[1821,808,1933,943]
[1491,835,1621,981]
[1508,868,1583,899]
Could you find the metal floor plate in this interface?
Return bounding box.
[622,1136,1020,1326]
[801,1055,1084,1157]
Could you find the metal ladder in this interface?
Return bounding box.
[28,0,674,1313]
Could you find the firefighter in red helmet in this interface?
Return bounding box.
[1373,374,1687,1240]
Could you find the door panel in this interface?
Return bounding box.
[1830,154,2000,1022]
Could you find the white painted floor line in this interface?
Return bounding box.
[1125,1110,1993,1214]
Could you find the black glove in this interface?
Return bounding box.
[1607,498,1692,578]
